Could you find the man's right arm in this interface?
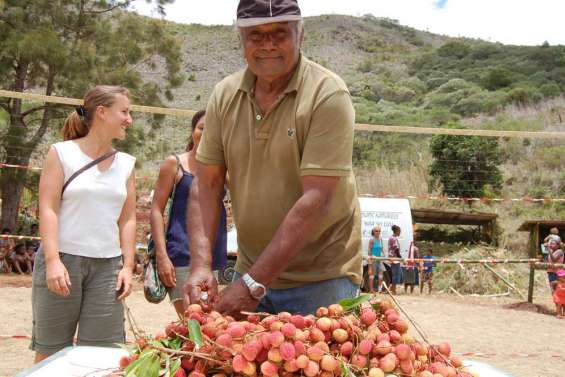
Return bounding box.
[184,87,227,306]
[185,162,226,306]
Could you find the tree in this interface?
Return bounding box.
[0,0,183,229]
[482,67,513,90]
[429,130,503,198]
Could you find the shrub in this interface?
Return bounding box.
[482,67,514,90]
[540,82,561,98]
[437,41,471,59]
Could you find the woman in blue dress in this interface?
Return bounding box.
[150,110,227,316]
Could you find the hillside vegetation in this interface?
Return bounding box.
[9,13,565,250]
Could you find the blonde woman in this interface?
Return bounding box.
[368,225,384,293]
[32,86,136,362]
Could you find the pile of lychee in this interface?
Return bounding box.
[120,299,478,377]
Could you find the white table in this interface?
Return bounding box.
[16,346,514,377]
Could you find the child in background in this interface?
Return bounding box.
[13,243,32,274]
[553,269,565,319]
[547,240,564,292]
[0,228,15,273]
[544,227,561,246]
[420,248,435,294]
[26,241,36,267]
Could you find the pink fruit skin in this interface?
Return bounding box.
[280,342,296,361]
[358,339,374,355]
[260,361,279,377]
[395,343,412,360]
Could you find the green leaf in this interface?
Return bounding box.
[169,337,183,350]
[142,356,161,377]
[338,294,372,311]
[188,319,204,349]
[162,356,171,377]
[170,358,181,376]
[340,362,356,377]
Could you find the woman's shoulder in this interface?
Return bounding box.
[159,154,181,171]
[51,140,76,152]
[116,151,136,165]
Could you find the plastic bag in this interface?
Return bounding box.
[143,238,167,303]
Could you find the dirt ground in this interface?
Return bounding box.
[1,274,563,377]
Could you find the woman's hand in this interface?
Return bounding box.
[116,267,133,301]
[157,253,176,288]
[46,259,71,296]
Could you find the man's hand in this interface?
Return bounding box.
[156,253,176,288]
[214,279,259,319]
[183,265,219,311]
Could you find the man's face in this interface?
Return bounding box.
[240,22,302,81]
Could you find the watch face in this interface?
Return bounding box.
[250,286,266,299]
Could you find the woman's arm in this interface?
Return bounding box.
[149,156,178,287]
[368,238,374,256]
[116,170,136,300]
[38,147,70,296]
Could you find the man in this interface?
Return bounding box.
[184,0,362,317]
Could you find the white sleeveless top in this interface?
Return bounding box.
[53,140,136,258]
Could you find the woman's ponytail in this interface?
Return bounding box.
[62,110,89,141]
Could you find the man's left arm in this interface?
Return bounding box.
[247,175,340,286]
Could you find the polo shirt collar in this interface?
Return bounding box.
[239,54,306,95]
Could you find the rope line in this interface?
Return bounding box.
[368,256,565,268]
[2,89,564,138]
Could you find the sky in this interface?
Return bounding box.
[132,0,565,46]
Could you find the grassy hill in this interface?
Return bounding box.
[19,13,565,250]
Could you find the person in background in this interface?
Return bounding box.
[150,110,227,317]
[547,240,564,292]
[26,241,37,267]
[368,225,384,294]
[0,228,15,273]
[32,85,136,362]
[420,248,435,294]
[404,239,420,294]
[544,227,561,246]
[29,223,41,252]
[553,269,565,319]
[388,225,402,295]
[12,243,32,274]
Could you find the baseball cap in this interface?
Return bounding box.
[236,0,302,27]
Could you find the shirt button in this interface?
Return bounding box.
[256,114,262,121]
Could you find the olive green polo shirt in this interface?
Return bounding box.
[197,55,362,289]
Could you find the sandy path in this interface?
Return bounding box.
[0,276,562,377]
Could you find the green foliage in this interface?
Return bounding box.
[0,0,184,227]
[482,67,514,90]
[429,128,504,197]
[438,41,471,59]
[540,82,561,98]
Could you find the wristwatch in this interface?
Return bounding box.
[242,273,267,300]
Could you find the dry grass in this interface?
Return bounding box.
[356,164,430,196]
[432,245,551,298]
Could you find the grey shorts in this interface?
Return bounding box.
[167,267,218,303]
[369,261,384,278]
[31,251,125,356]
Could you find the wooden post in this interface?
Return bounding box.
[527,224,538,303]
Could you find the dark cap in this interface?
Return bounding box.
[236,0,302,27]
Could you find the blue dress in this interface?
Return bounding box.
[165,159,227,270]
